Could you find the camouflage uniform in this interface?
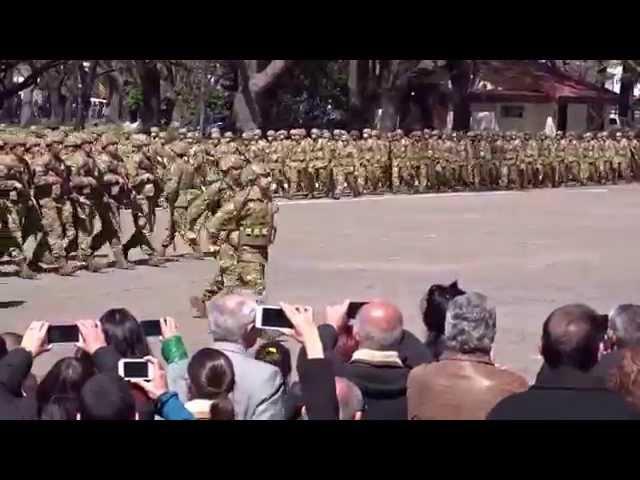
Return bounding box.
[0,150,37,279]
[628,131,639,180]
[298,130,315,197]
[565,132,581,185]
[205,163,277,298]
[64,134,105,272]
[331,131,361,199]
[554,132,568,186]
[614,131,632,183]
[30,133,76,275]
[522,133,538,188]
[309,129,331,197]
[405,131,422,193]
[160,141,207,257]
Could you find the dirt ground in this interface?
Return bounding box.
[3,184,639,381]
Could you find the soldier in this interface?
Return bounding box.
[580,133,596,185]
[370,129,388,194]
[122,134,165,266]
[565,132,581,185]
[349,130,366,194]
[614,130,632,183]
[522,132,538,188]
[554,131,567,186]
[264,130,284,196]
[92,133,135,270]
[30,131,76,275]
[204,162,277,299]
[477,131,494,189]
[628,130,639,180]
[308,128,327,197]
[538,132,555,188]
[63,134,105,272]
[160,141,207,258]
[299,129,315,198]
[332,130,361,199]
[0,150,37,279]
[405,131,422,194]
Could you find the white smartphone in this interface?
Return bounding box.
[118,358,154,381]
[255,305,294,332]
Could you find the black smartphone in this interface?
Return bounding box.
[256,306,294,330]
[118,359,153,380]
[47,324,80,344]
[346,301,368,320]
[140,319,162,337]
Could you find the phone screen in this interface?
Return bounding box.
[47,325,80,344]
[122,361,150,379]
[140,320,162,337]
[346,302,368,320]
[259,306,294,329]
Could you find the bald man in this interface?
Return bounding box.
[298,300,429,420]
[488,304,639,419]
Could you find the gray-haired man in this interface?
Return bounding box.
[407,292,528,420]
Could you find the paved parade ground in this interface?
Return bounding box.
[3,184,640,381]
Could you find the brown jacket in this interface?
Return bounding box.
[407,351,528,420]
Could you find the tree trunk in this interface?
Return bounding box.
[75,61,98,130]
[619,62,634,125]
[19,88,35,127]
[0,96,17,123]
[450,62,472,131]
[232,60,292,132]
[105,72,124,123]
[136,61,162,131]
[48,85,64,125]
[63,95,73,124]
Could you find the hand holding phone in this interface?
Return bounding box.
[140,319,162,337]
[128,357,168,400]
[47,324,80,344]
[118,358,154,381]
[21,321,50,357]
[255,306,294,331]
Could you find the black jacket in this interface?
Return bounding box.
[299,324,412,420]
[0,348,37,420]
[299,358,339,420]
[487,366,640,420]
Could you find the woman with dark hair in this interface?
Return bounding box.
[36,357,92,420]
[98,308,150,358]
[185,348,235,420]
[608,346,640,411]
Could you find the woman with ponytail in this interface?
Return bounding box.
[185,348,235,420]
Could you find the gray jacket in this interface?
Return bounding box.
[168,341,285,420]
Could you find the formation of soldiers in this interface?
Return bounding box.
[2,124,640,306]
[0,125,277,318]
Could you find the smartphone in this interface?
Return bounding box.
[255,305,294,331]
[140,319,162,337]
[47,324,80,344]
[346,301,368,320]
[118,359,154,381]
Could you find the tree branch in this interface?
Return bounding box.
[0,60,66,100]
[249,60,291,93]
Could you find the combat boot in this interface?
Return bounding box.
[84,255,105,273]
[190,296,207,318]
[157,246,167,258]
[56,258,77,276]
[113,248,135,270]
[16,259,38,280]
[191,244,204,260]
[147,255,165,267]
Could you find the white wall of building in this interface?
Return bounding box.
[470,102,555,132]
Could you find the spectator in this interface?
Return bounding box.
[419,281,466,360]
[185,348,235,420]
[332,377,364,420]
[0,332,22,351]
[487,304,640,419]
[0,321,50,419]
[0,336,6,360]
[99,308,151,359]
[96,309,155,419]
[255,341,301,419]
[607,346,640,411]
[591,304,640,383]
[300,300,412,419]
[37,357,92,420]
[169,294,285,420]
[407,292,528,420]
[79,374,137,420]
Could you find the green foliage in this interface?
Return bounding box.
[126,85,143,109]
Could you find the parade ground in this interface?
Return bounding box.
[3,184,640,381]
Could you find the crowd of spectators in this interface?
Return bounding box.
[2,285,640,420]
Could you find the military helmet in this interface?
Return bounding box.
[394,129,404,136]
[266,130,276,138]
[101,133,119,147]
[276,130,287,138]
[25,137,42,149]
[363,128,372,135]
[583,132,593,140]
[150,127,160,134]
[409,130,422,138]
[349,130,360,139]
[169,142,190,156]
[253,129,263,138]
[310,128,320,136]
[371,129,380,137]
[223,132,234,139]
[46,131,66,146]
[63,135,82,147]
[131,134,151,147]
[178,127,188,135]
[241,162,270,184]
[219,155,244,172]
[210,128,221,139]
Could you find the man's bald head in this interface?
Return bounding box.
[541,304,602,372]
[355,301,403,350]
[335,377,364,420]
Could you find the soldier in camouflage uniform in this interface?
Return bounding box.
[331,130,361,199]
[204,162,277,298]
[580,133,597,185]
[628,130,639,180]
[120,135,165,266]
[30,131,77,275]
[614,130,632,183]
[299,129,316,198]
[64,134,105,272]
[0,149,37,279]
[521,132,537,188]
[538,132,555,188]
[90,133,136,270]
[160,141,207,259]
[360,129,375,194]
[564,132,581,185]
[405,131,422,194]
[371,129,389,194]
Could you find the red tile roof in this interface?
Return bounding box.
[471,60,619,104]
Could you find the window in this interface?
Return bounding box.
[500,105,525,118]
